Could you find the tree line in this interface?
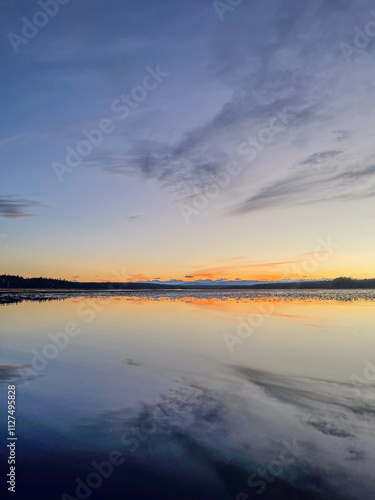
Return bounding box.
[1,274,375,289]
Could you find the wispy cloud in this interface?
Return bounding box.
[189,253,321,279]
[126,215,143,222]
[334,130,352,142]
[298,150,343,168]
[0,364,34,383]
[0,134,21,147]
[0,196,43,219]
[231,151,375,215]
[78,0,375,218]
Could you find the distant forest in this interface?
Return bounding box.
[0,275,169,290]
[1,275,375,290]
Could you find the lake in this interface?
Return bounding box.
[1,290,375,499]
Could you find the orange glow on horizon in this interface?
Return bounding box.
[13,254,375,283]
[49,270,373,283]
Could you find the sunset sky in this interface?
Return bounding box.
[1,0,375,282]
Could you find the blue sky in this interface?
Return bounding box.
[1,0,375,281]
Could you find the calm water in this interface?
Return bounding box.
[1,290,375,499]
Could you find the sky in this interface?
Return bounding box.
[1,0,375,283]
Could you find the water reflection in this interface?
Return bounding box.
[0,291,374,499]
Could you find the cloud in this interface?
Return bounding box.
[66,364,375,499]
[128,274,149,281]
[70,383,315,498]
[0,364,34,383]
[298,149,343,168]
[334,130,352,142]
[305,419,354,438]
[77,0,375,220]
[127,215,143,222]
[0,134,21,147]
[124,358,142,367]
[210,256,248,264]
[189,253,323,279]
[230,364,375,421]
[231,152,375,215]
[0,196,44,219]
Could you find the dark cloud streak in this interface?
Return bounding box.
[0,196,43,219]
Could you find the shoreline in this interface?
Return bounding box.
[1,288,375,305]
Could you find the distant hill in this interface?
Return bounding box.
[1,275,375,290]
